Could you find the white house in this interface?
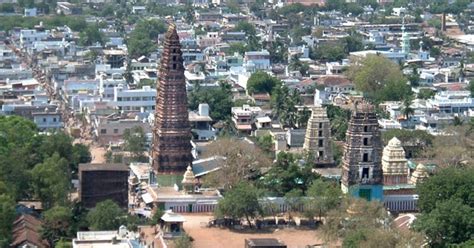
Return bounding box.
[113,85,156,112]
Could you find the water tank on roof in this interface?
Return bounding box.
[198,103,209,117]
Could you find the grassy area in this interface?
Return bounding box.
[157,174,183,187]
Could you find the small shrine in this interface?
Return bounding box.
[160,210,185,239]
[410,163,429,185]
[382,137,409,185]
[181,165,195,194]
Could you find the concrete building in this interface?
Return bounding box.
[189,104,216,141]
[244,50,271,70]
[32,108,64,130]
[113,85,156,112]
[231,105,263,133]
[73,226,144,248]
[78,163,129,209]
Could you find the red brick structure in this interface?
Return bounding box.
[152,24,193,174]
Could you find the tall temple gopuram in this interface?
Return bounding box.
[152,24,193,174]
[303,106,334,167]
[341,102,384,201]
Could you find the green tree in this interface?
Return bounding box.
[260,152,318,196]
[123,126,147,161]
[55,239,72,248]
[233,21,256,36]
[79,25,105,46]
[0,194,16,246]
[127,19,166,58]
[284,188,303,220]
[414,167,474,246]
[255,135,273,156]
[31,153,70,209]
[347,55,408,103]
[400,94,414,120]
[216,183,261,228]
[174,234,193,248]
[305,179,342,221]
[325,104,351,141]
[41,206,73,246]
[188,83,233,121]
[87,200,125,231]
[417,88,436,99]
[247,71,281,95]
[72,144,92,172]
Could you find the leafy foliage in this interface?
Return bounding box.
[259,152,318,196]
[87,200,125,231]
[414,167,474,246]
[216,183,261,228]
[123,126,147,162]
[41,206,73,246]
[31,153,70,209]
[127,19,167,58]
[188,83,233,121]
[304,179,342,221]
[0,194,15,245]
[247,71,281,95]
[325,104,351,141]
[346,55,410,103]
[79,25,106,46]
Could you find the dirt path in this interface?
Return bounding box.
[181,214,325,248]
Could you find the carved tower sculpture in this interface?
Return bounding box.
[152,24,193,174]
[303,106,334,167]
[341,102,384,201]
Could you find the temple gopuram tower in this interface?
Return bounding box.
[152,24,193,174]
[303,106,334,167]
[341,102,383,201]
[382,137,409,185]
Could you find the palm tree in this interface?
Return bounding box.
[401,95,415,120]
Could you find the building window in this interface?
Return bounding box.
[364,126,369,132]
[363,138,368,146]
[318,139,323,147]
[53,118,57,122]
[173,64,177,69]
[319,151,324,158]
[43,118,46,122]
[113,129,118,134]
[319,123,323,128]
[362,167,369,179]
[363,153,369,162]
[318,130,323,137]
[100,129,107,134]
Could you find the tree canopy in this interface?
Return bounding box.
[414,167,474,246]
[87,200,125,231]
[127,19,167,58]
[216,182,261,228]
[188,83,233,122]
[347,55,411,103]
[247,71,281,95]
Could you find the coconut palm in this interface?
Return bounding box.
[401,95,415,120]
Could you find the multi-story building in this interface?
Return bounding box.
[103,49,126,68]
[32,108,64,130]
[19,29,50,48]
[231,104,263,133]
[78,163,129,209]
[244,50,270,70]
[189,104,216,141]
[341,103,384,201]
[113,85,156,112]
[428,91,473,115]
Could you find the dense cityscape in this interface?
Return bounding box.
[0,0,473,247]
